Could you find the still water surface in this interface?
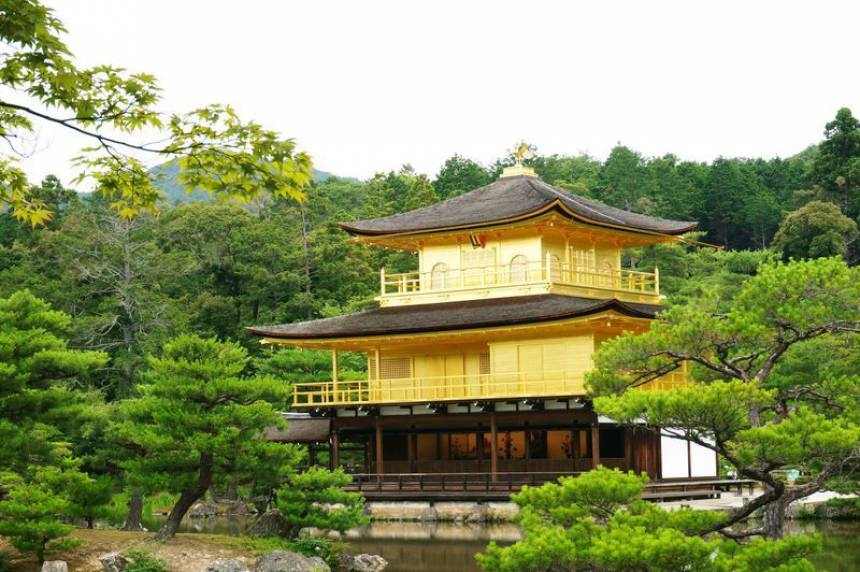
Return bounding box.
[176,517,860,571]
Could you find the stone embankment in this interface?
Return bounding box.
[364,491,857,522]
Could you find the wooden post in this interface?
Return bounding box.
[380,267,386,296]
[625,429,633,472]
[490,414,498,483]
[591,423,600,470]
[330,431,340,470]
[375,416,384,478]
[332,350,339,401]
[687,438,692,479]
[308,444,316,467]
[408,429,416,472]
[654,266,660,296]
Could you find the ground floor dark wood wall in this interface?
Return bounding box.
[321,409,662,480]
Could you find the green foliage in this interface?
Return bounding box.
[433,155,491,199]
[113,335,294,537]
[275,467,368,537]
[123,549,168,572]
[772,201,858,261]
[512,466,647,525]
[61,473,114,527]
[0,290,107,476]
[0,0,312,224]
[587,257,860,538]
[810,107,860,218]
[477,469,817,572]
[100,490,176,530]
[238,536,346,570]
[0,481,80,564]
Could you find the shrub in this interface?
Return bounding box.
[275,467,368,537]
[477,467,819,571]
[124,549,168,572]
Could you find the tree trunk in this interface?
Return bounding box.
[86,516,95,529]
[122,490,145,531]
[226,477,239,501]
[762,497,788,539]
[155,453,214,541]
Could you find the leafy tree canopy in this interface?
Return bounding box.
[587,258,860,539]
[113,335,293,539]
[0,0,312,224]
[772,200,858,261]
[478,468,819,572]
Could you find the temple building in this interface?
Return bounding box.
[248,158,718,497]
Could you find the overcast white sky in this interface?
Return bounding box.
[16,0,860,186]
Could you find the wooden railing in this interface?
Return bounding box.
[344,472,756,499]
[380,257,659,299]
[292,369,587,407]
[345,471,586,494]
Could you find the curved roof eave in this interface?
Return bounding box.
[339,199,697,239]
[245,296,660,341]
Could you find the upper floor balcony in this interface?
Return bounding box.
[291,367,687,408]
[378,254,660,307]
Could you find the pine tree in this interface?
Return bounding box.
[114,335,292,540]
[0,482,80,565]
[811,107,860,217]
[0,290,107,476]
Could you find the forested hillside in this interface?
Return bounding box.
[149,159,352,205]
[0,108,857,400]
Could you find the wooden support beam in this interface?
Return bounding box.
[490,413,498,483]
[330,432,340,470]
[408,429,416,471]
[591,424,600,469]
[687,438,692,479]
[625,429,633,472]
[375,416,384,478]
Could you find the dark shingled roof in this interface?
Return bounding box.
[246,294,660,340]
[265,415,330,442]
[340,175,697,236]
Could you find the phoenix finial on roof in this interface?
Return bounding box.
[513,142,535,166]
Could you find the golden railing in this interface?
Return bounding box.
[380,257,659,298]
[292,370,587,407]
[293,367,689,407]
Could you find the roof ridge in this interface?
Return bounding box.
[527,178,629,226]
[340,174,697,237]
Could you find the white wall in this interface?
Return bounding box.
[660,431,717,478]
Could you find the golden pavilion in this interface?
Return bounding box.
[248,157,719,498]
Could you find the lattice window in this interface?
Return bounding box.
[550,254,562,281]
[479,352,490,375]
[571,247,596,271]
[380,357,411,380]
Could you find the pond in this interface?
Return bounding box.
[171,517,860,571]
